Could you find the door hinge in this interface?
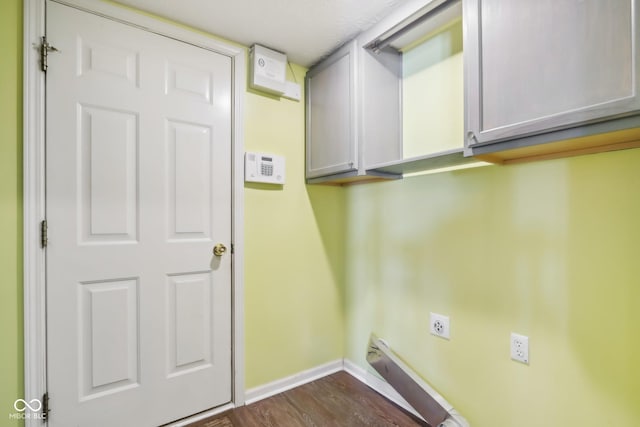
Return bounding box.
[39,36,59,72]
[40,220,48,248]
[42,392,50,420]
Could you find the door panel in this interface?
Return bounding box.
[80,105,139,242]
[46,2,232,426]
[169,272,212,372]
[168,121,213,238]
[80,279,139,399]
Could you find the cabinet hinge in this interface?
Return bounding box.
[231,243,235,254]
[40,220,48,248]
[39,36,59,72]
[42,392,50,420]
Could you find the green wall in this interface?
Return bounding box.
[0,0,24,425]
[344,149,640,426]
[402,19,463,158]
[243,65,346,388]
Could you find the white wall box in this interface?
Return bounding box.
[306,0,475,184]
[464,0,640,164]
[249,44,286,95]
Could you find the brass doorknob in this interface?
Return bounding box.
[213,243,227,256]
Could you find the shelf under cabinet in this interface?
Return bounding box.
[367,148,477,175]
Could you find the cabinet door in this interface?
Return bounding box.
[361,46,402,168]
[306,40,357,178]
[465,0,640,146]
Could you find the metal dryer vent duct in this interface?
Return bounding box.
[366,334,469,427]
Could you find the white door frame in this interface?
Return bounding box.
[23,1,246,425]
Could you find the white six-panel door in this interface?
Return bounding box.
[46,2,232,425]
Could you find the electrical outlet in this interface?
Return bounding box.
[510,333,529,364]
[429,313,450,339]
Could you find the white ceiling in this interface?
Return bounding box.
[114,0,410,67]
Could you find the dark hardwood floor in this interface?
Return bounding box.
[188,371,427,427]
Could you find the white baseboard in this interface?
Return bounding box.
[240,359,467,426]
[243,358,423,421]
[244,359,343,405]
[343,359,425,422]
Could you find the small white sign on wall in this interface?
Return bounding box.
[245,152,285,184]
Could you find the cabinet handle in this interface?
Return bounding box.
[467,131,478,145]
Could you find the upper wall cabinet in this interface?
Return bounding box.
[307,0,471,184]
[306,38,401,184]
[464,0,640,163]
[306,40,358,180]
[363,0,479,175]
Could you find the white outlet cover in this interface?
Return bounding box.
[430,312,450,340]
[510,333,529,364]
